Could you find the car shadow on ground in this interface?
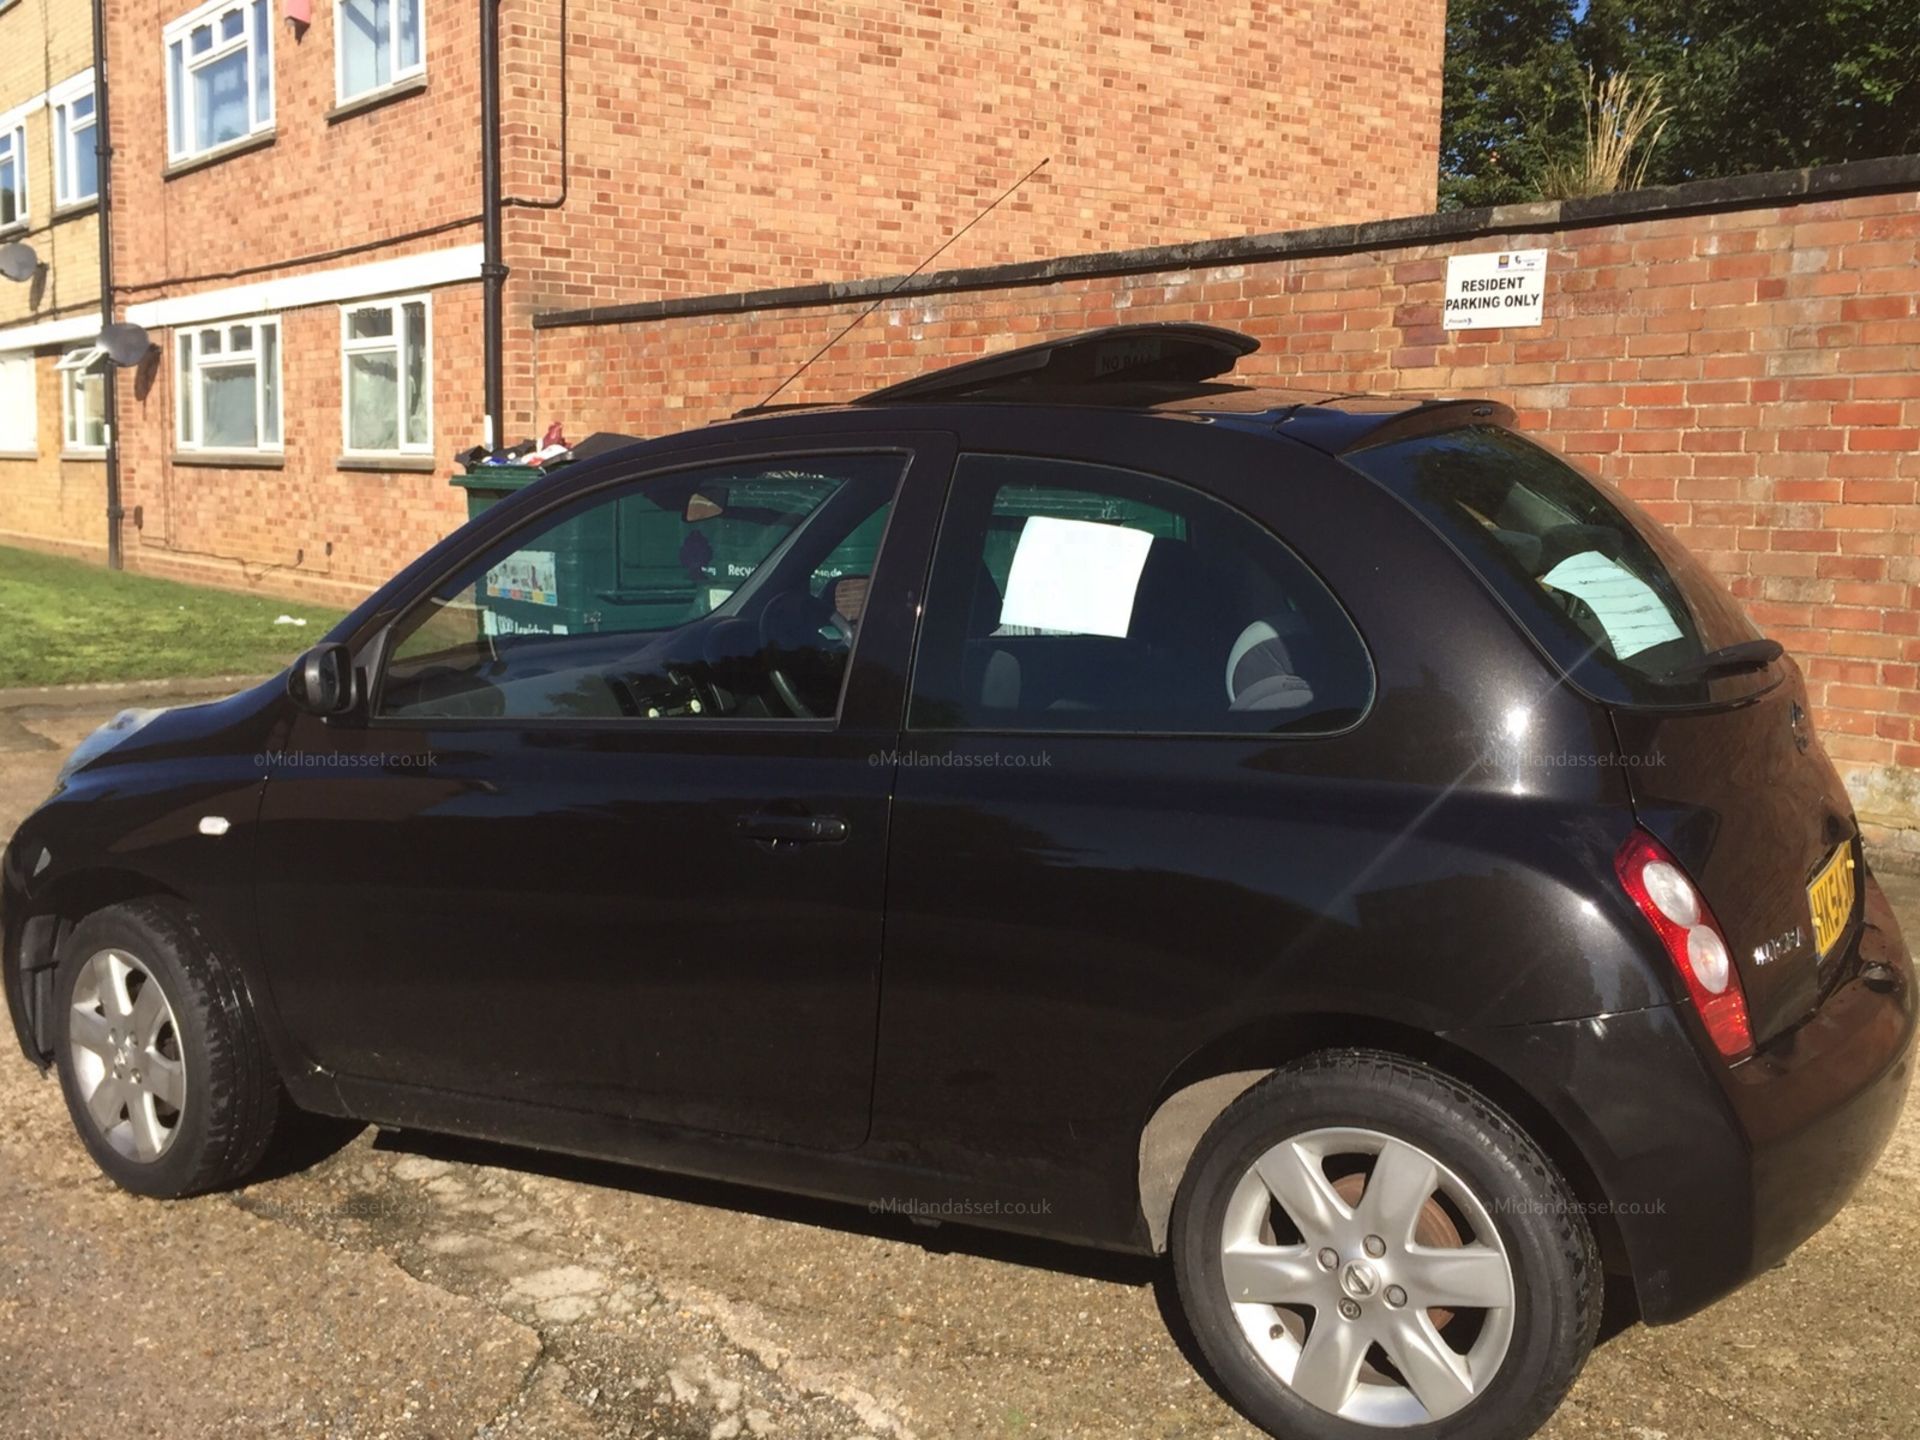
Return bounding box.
[247,1108,1647,1433]
[354,1125,1647,1419]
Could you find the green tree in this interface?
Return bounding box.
[1441,0,1920,207]
[1440,0,1586,209]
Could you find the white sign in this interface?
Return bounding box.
[1540,551,1683,659]
[999,516,1154,639]
[484,548,559,605]
[1443,249,1548,330]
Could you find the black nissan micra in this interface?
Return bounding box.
[5,326,1913,1440]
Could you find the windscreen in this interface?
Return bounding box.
[1347,424,1770,707]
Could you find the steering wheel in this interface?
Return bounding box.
[760,589,854,718]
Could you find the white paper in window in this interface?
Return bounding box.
[1540,550,1684,659]
[998,516,1155,639]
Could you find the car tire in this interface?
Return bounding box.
[52,898,282,1198]
[1170,1050,1601,1440]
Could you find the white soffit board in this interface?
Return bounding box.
[0,95,46,130]
[0,314,104,351]
[125,243,484,330]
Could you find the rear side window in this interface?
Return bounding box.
[1347,425,1767,707]
[908,455,1372,735]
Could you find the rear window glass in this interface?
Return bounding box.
[908,455,1373,735]
[1347,425,1768,707]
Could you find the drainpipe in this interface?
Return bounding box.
[480,0,506,452]
[92,0,123,569]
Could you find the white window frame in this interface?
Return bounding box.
[163,0,274,165]
[0,351,37,455]
[340,294,432,457]
[334,0,427,105]
[175,315,283,453]
[57,346,109,453]
[50,71,99,209]
[0,118,26,231]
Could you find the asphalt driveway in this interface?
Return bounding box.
[3,689,1916,1439]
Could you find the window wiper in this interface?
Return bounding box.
[1662,637,1782,682]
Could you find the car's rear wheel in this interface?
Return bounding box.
[1170,1050,1600,1440]
[53,898,281,1197]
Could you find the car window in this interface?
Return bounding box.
[378,454,904,722]
[907,455,1372,735]
[1345,424,1766,706]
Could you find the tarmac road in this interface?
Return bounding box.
[3,688,1916,1440]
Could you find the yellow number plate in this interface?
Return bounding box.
[1807,846,1857,960]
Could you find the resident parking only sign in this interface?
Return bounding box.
[1443,249,1548,330]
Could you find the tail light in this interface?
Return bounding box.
[1615,829,1753,1060]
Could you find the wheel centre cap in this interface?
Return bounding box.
[1340,1260,1379,1300]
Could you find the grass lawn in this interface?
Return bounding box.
[0,546,347,688]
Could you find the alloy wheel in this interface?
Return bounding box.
[67,949,187,1162]
[1219,1125,1516,1427]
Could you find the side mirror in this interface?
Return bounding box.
[288,642,359,716]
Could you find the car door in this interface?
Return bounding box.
[869,432,1387,1232]
[254,432,952,1151]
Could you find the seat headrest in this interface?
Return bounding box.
[1227,615,1317,712]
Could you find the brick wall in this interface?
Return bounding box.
[496,0,1447,431]
[530,167,1920,854]
[109,0,485,291]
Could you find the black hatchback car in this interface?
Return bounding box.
[5,325,1913,1440]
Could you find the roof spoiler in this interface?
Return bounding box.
[1333,399,1517,454]
[856,323,1259,404]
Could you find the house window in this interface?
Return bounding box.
[58,347,109,451]
[176,317,281,451]
[0,122,25,229]
[341,296,430,454]
[0,352,36,454]
[52,75,99,207]
[164,0,274,163]
[337,0,424,102]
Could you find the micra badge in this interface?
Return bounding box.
[1752,925,1806,967]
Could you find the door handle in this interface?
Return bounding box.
[738,811,849,844]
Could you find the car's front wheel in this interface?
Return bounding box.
[53,898,281,1197]
[1170,1050,1601,1440]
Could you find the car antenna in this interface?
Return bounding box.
[743,155,1051,414]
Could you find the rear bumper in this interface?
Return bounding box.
[1732,870,1914,1274]
[1452,868,1914,1324]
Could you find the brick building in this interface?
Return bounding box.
[98,0,490,601]
[18,0,1441,604]
[0,0,107,552]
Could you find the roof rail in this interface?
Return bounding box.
[854,324,1258,405]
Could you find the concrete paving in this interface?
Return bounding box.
[3,688,1916,1439]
